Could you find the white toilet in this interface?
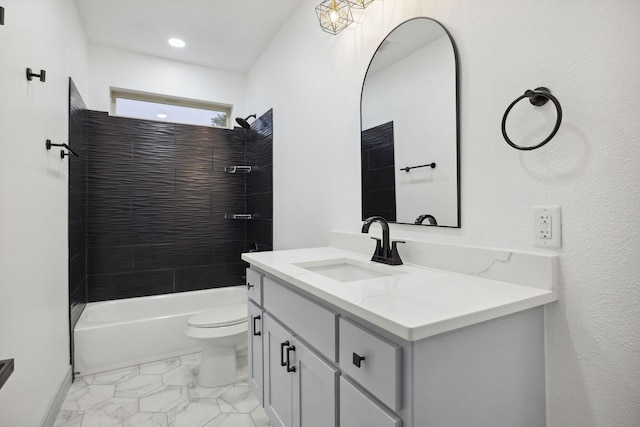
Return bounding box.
[185,303,248,388]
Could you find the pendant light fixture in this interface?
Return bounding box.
[315,0,354,35]
[346,0,375,8]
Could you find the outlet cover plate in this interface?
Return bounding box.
[533,206,561,248]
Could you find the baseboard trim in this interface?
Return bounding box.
[40,366,72,427]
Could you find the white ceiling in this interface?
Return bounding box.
[75,0,306,73]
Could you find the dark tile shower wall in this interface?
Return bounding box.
[68,78,88,328]
[247,109,273,252]
[361,121,396,221]
[85,111,273,302]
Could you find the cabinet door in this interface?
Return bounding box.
[340,377,402,427]
[263,314,294,427]
[291,337,339,427]
[248,301,264,406]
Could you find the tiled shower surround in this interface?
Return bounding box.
[68,79,89,327]
[361,121,396,221]
[68,84,273,303]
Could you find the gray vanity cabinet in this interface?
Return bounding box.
[260,272,340,427]
[253,267,399,427]
[247,268,265,406]
[247,265,546,427]
[248,300,264,405]
[263,313,339,427]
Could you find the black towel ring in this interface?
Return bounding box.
[501,87,562,151]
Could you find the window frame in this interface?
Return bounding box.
[110,88,233,128]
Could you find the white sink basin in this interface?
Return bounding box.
[294,258,404,283]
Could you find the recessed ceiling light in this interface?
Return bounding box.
[168,38,186,48]
[156,113,168,119]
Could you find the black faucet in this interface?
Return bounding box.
[414,214,438,225]
[361,216,404,265]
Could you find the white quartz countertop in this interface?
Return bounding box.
[242,246,557,341]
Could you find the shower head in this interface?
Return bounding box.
[235,114,256,129]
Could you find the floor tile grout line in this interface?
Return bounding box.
[54,351,269,427]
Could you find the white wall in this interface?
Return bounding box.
[247,0,640,426]
[87,44,248,118]
[0,0,88,425]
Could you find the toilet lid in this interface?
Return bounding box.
[188,303,248,328]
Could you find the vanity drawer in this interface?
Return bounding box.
[263,276,338,362]
[340,377,402,427]
[246,268,263,305]
[339,317,402,411]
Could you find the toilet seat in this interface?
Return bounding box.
[188,303,247,328]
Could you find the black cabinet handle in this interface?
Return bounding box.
[353,352,366,368]
[286,345,296,373]
[252,315,261,336]
[280,341,290,367]
[247,281,254,290]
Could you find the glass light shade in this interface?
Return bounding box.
[347,0,375,8]
[315,0,353,35]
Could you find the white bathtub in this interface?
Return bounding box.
[73,286,247,376]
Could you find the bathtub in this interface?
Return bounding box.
[73,286,247,376]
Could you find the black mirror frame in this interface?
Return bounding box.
[360,17,461,228]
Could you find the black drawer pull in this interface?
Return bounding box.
[353,352,366,368]
[286,345,296,373]
[280,341,290,367]
[247,281,254,290]
[252,315,261,336]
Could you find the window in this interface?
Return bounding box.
[111,89,232,128]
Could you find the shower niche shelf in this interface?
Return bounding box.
[225,213,253,220]
[224,166,252,174]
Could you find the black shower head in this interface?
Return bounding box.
[235,114,256,129]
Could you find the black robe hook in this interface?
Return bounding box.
[46,139,79,158]
[26,68,46,82]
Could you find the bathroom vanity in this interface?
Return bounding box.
[243,232,557,427]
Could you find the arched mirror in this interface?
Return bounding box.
[361,17,460,227]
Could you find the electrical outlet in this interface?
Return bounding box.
[533,206,561,248]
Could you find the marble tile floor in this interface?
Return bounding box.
[54,352,272,427]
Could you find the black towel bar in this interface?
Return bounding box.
[400,162,436,172]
